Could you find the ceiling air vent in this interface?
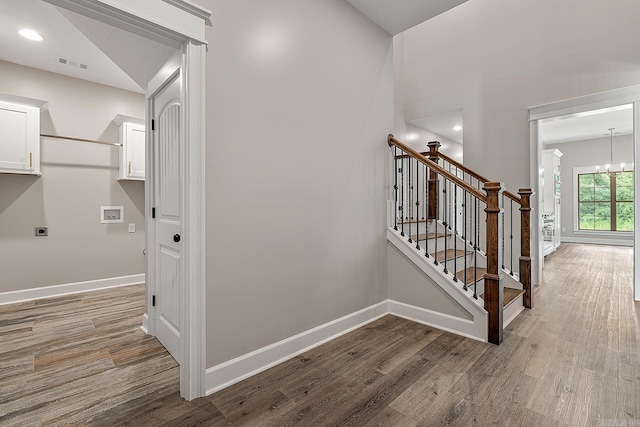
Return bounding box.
[56,56,89,70]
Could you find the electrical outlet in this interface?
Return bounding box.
[35,227,48,237]
[128,223,136,233]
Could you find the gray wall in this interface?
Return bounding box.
[203,0,393,367]
[0,60,146,292]
[388,243,472,320]
[545,135,634,245]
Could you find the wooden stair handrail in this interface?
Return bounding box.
[388,135,486,202]
[436,150,522,204]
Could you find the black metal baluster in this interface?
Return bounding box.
[408,157,413,244]
[425,164,430,259]
[415,158,420,250]
[393,146,398,231]
[473,196,478,299]
[433,171,439,266]
[442,178,448,274]
[400,154,404,237]
[453,182,458,283]
[463,190,468,291]
[510,199,514,276]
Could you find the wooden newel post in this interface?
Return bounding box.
[483,181,504,345]
[518,188,533,309]
[427,141,441,220]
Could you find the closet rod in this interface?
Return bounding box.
[40,133,122,147]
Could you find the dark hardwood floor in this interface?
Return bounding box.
[0,243,638,426]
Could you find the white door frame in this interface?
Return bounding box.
[43,0,209,400]
[529,84,640,302]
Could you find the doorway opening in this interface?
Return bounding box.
[529,86,640,302]
[41,0,209,400]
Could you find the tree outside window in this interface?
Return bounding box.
[578,171,633,231]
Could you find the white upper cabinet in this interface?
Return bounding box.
[114,115,145,181]
[0,94,48,175]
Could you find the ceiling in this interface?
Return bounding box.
[346,0,469,35]
[0,0,167,94]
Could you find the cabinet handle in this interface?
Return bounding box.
[29,152,33,168]
[128,161,132,175]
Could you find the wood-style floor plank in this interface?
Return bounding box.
[0,243,638,426]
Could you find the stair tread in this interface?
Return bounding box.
[411,232,450,241]
[479,287,525,308]
[456,267,487,285]
[432,249,472,262]
[397,218,433,224]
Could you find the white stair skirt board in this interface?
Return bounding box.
[205,299,486,395]
[0,274,145,305]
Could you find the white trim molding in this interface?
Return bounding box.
[205,298,485,396]
[529,84,640,122]
[181,41,208,400]
[0,274,145,305]
[206,302,390,395]
[43,0,211,47]
[561,236,633,247]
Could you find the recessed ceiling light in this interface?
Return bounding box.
[453,125,462,131]
[19,29,44,42]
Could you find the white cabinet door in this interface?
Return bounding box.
[0,100,40,174]
[124,122,145,180]
[116,116,146,181]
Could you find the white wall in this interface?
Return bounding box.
[202,0,394,367]
[0,60,146,293]
[545,135,634,246]
[400,0,640,192]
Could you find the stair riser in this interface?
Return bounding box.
[396,221,431,236]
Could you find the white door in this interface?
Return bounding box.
[152,74,182,363]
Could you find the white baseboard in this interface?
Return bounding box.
[561,236,633,247]
[205,299,485,396]
[205,301,390,395]
[387,300,486,343]
[0,274,145,305]
[141,313,149,334]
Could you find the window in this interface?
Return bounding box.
[578,171,633,231]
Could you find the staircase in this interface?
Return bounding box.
[387,135,532,345]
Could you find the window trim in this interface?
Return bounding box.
[573,165,634,234]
